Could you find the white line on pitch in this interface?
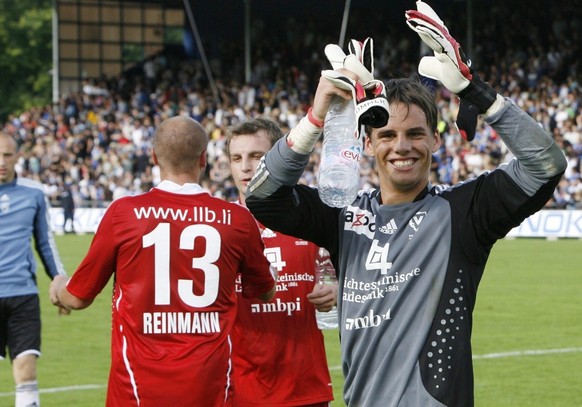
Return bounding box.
[2,347,581,396]
[328,347,582,371]
[0,384,105,397]
[472,347,582,360]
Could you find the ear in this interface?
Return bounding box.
[152,150,159,165]
[431,130,441,153]
[199,150,207,169]
[364,132,374,156]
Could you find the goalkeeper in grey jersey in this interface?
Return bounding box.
[245,2,567,407]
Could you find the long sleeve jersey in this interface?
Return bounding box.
[246,99,567,407]
[0,176,66,298]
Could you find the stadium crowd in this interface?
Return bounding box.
[2,1,581,210]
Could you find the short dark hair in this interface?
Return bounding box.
[366,76,438,134]
[225,117,284,156]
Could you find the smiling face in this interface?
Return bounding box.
[365,102,440,204]
[228,130,273,204]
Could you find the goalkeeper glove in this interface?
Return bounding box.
[348,37,375,82]
[406,0,498,140]
[324,40,389,128]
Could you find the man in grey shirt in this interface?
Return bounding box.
[245,2,567,406]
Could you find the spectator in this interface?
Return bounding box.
[60,179,75,233]
[0,0,579,210]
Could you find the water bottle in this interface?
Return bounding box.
[318,97,362,207]
[314,247,339,330]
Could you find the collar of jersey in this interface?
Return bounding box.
[0,177,17,190]
[155,180,206,195]
[375,183,432,204]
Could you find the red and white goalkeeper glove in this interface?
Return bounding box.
[287,38,390,155]
[323,38,389,128]
[406,0,498,140]
[347,37,375,83]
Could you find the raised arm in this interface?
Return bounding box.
[406,0,567,190]
[247,38,389,200]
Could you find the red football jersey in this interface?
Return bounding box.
[231,224,334,406]
[66,183,274,407]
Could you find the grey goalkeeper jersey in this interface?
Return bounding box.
[246,99,566,407]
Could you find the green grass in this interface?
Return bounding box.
[471,238,582,407]
[1,236,580,406]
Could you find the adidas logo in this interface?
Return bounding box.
[261,228,277,238]
[378,219,398,234]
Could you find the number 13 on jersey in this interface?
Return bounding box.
[143,222,221,307]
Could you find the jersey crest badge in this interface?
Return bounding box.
[0,194,9,214]
[408,211,427,232]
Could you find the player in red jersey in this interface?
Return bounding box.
[49,116,276,407]
[226,118,337,407]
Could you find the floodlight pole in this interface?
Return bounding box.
[466,0,473,59]
[245,0,251,84]
[183,0,221,105]
[52,0,60,106]
[338,0,351,48]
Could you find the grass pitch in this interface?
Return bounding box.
[0,235,580,406]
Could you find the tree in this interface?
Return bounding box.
[0,0,53,122]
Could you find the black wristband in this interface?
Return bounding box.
[457,73,497,114]
[455,99,479,141]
